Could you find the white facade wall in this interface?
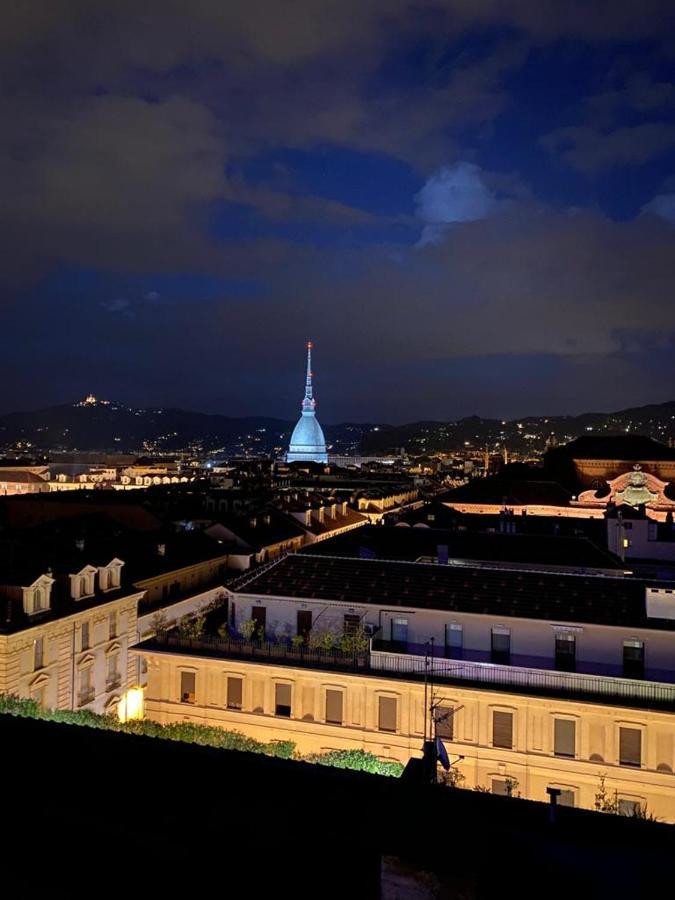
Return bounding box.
[230,589,675,680]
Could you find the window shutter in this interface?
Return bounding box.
[619,727,642,767]
[558,790,575,807]
[492,711,513,748]
[435,703,454,740]
[275,683,292,717]
[378,696,397,732]
[491,778,509,796]
[227,677,243,710]
[325,690,343,725]
[554,719,576,758]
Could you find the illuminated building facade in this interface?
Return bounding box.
[287,342,328,464]
[0,559,142,715]
[135,553,675,821]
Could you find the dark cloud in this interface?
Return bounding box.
[2,2,675,419]
[542,122,675,173]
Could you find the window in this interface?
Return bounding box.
[623,640,644,679]
[34,589,44,613]
[34,637,44,670]
[554,634,576,672]
[554,719,576,758]
[491,628,510,663]
[297,610,312,644]
[492,710,513,749]
[30,685,45,710]
[81,621,90,651]
[435,703,454,740]
[557,790,575,808]
[275,683,291,717]
[491,778,510,796]
[180,671,196,704]
[618,798,641,817]
[619,727,642,767]
[391,618,408,646]
[251,606,266,639]
[79,668,93,705]
[106,653,120,690]
[109,611,117,639]
[227,676,243,710]
[378,696,397,733]
[445,624,463,658]
[325,689,343,725]
[343,614,360,635]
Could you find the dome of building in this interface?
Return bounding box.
[287,342,328,464]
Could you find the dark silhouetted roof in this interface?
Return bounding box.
[232,553,666,630]
[304,524,624,571]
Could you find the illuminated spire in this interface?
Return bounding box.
[302,340,316,412]
[287,340,328,464]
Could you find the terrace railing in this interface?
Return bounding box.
[370,647,675,708]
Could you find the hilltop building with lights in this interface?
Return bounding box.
[286,342,328,464]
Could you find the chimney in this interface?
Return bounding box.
[75,538,85,552]
[157,543,166,557]
[249,516,257,528]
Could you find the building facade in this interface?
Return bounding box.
[138,643,675,820]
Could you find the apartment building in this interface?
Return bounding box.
[135,553,675,820]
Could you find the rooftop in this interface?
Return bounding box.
[231,552,671,631]
[304,524,624,572]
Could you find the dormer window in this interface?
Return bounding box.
[23,574,55,616]
[98,559,124,592]
[70,566,98,600]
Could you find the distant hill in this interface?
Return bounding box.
[358,401,675,456]
[1,396,675,457]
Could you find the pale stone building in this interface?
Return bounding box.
[0,558,142,714]
[134,552,675,820]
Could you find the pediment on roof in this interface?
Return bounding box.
[26,573,55,588]
[103,558,125,569]
[71,565,98,577]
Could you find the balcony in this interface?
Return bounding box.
[156,633,368,673]
[370,641,675,710]
[78,688,95,706]
[106,675,122,691]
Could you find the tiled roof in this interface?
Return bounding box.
[233,553,668,630]
[304,525,624,571]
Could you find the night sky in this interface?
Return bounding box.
[3,3,675,424]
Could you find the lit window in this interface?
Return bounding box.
[180,671,196,704]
